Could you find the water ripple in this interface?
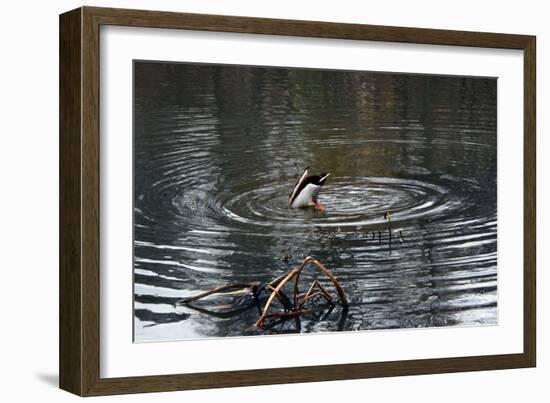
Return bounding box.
[133,62,497,341]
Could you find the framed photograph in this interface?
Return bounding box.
[59,6,536,396]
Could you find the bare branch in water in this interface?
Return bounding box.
[175,256,348,331]
[174,282,260,305]
[256,256,348,328]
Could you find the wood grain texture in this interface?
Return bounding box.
[85,354,532,396]
[85,6,531,49]
[59,6,537,396]
[81,6,102,396]
[59,8,83,396]
[523,37,536,367]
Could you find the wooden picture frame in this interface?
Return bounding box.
[59,6,536,396]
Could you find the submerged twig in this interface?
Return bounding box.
[265,306,327,320]
[174,282,260,305]
[398,229,404,243]
[267,284,293,310]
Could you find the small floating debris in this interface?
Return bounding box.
[280,253,291,264]
[384,210,406,247]
[363,211,406,248]
[398,229,405,243]
[175,256,348,330]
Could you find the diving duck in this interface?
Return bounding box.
[288,167,330,210]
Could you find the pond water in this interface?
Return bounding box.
[133,61,497,341]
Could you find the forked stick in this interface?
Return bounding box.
[255,268,299,327]
[256,256,348,328]
[302,256,348,307]
[267,284,292,309]
[299,280,335,308]
[302,280,318,302]
[315,281,335,305]
[292,256,314,308]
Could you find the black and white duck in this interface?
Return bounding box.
[288,167,330,210]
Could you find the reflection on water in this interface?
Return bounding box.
[133,61,497,341]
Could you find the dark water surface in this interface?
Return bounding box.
[133,62,497,341]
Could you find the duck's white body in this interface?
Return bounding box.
[288,168,329,209]
[290,183,322,208]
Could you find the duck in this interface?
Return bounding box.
[288,167,330,210]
